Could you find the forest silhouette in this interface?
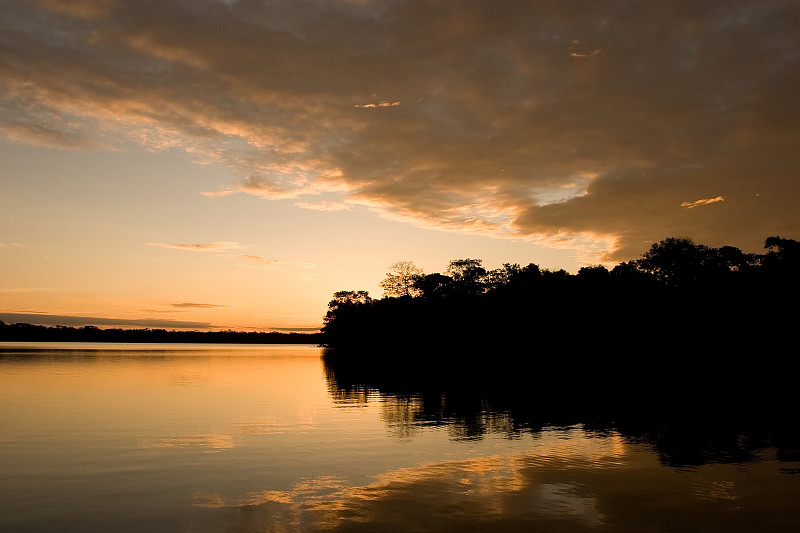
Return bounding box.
[321,235,799,398]
[322,236,799,352]
[322,236,800,466]
[0,323,322,344]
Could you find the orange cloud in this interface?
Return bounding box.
[354,101,401,108]
[146,241,245,252]
[171,303,228,309]
[681,196,725,209]
[3,1,798,262]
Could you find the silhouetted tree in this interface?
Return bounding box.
[636,237,710,287]
[764,236,800,256]
[763,236,800,274]
[445,258,487,296]
[485,263,543,293]
[379,261,423,297]
[324,290,372,323]
[576,265,610,282]
[484,263,517,292]
[329,290,372,306]
[506,262,542,289]
[611,260,643,279]
[320,235,798,356]
[413,273,456,298]
[321,290,375,347]
[710,245,756,273]
[540,268,571,284]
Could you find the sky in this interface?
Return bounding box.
[1,0,799,331]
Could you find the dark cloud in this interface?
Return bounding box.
[2,0,798,260]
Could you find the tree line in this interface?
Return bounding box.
[321,236,799,358]
[0,322,323,344]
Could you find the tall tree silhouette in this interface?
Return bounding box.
[763,236,800,274]
[636,237,710,287]
[380,261,423,297]
[413,273,456,298]
[445,258,487,296]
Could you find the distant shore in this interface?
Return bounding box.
[0,322,323,344]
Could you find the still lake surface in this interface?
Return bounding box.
[1,342,799,532]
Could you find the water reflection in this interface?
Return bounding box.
[195,437,618,532]
[199,430,800,533]
[2,344,799,532]
[322,347,800,470]
[147,434,236,452]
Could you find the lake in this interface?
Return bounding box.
[1,342,799,532]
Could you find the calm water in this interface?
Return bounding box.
[1,343,799,532]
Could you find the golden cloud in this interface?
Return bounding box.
[2,1,798,261]
[681,196,725,209]
[146,241,245,252]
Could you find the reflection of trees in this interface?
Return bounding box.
[323,349,800,468]
[319,233,800,467]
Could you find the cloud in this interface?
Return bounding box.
[236,254,282,264]
[3,1,799,261]
[234,254,285,269]
[171,302,227,309]
[0,287,59,295]
[354,101,400,108]
[34,0,115,19]
[144,241,316,275]
[681,196,725,209]
[235,254,319,273]
[146,241,245,252]
[293,200,352,212]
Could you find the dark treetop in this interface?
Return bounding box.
[322,235,799,353]
[321,236,800,465]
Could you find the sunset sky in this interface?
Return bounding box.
[2,0,798,331]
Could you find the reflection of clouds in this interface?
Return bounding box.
[534,426,628,466]
[232,417,287,436]
[149,412,318,452]
[149,434,234,452]
[193,445,614,531]
[535,482,604,524]
[184,426,795,531]
[169,369,211,386]
[692,479,738,503]
[232,412,315,436]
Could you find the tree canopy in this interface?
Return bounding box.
[321,235,798,352]
[379,261,423,297]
